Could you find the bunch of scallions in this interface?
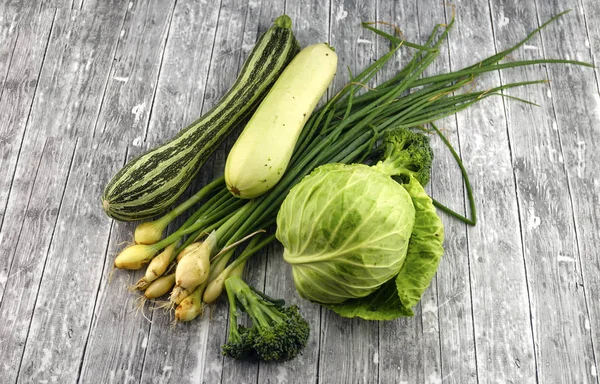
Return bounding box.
[113,12,590,322]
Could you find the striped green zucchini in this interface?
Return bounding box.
[102,15,300,221]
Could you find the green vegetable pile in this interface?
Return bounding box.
[105,11,590,362]
[278,128,443,319]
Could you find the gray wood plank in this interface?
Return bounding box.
[532,0,600,381]
[374,2,469,383]
[132,0,224,382]
[15,137,125,383]
[0,6,56,300]
[317,1,379,383]
[579,0,600,379]
[77,143,150,384]
[93,0,176,145]
[443,3,536,382]
[420,3,480,383]
[0,4,20,93]
[418,3,479,383]
[256,1,329,381]
[143,0,222,144]
[582,0,600,84]
[489,1,597,382]
[0,138,76,384]
[6,0,78,9]
[25,4,127,139]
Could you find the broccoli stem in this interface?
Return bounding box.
[222,276,309,362]
[225,280,241,342]
[244,294,285,329]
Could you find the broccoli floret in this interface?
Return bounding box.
[373,128,434,186]
[221,276,310,362]
[221,327,253,359]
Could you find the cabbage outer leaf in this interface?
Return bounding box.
[326,175,444,320]
[395,175,444,309]
[280,164,415,303]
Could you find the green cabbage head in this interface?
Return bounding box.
[276,163,416,304]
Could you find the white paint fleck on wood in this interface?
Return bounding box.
[15,138,124,383]
[93,0,176,144]
[143,0,221,144]
[0,138,76,383]
[445,2,536,382]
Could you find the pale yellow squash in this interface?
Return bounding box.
[225,43,337,199]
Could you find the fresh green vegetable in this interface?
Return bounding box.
[278,161,416,303]
[203,234,268,304]
[117,12,589,328]
[222,275,309,361]
[101,15,300,221]
[277,128,439,311]
[114,13,587,267]
[373,127,434,186]
[225,43,338,199]
[133,177,226,244]
[326,174,444,319]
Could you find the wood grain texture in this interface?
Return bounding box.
[0,5,56,300]
[579,0,600,378]
[16,138,124,383]
[0,138,76,383]
[488,0,598,382]
[0,1,599,383]
[416,3,479,383]
[533,0,600,380]
[25,5,127,139]
[444,3,537,383]
[144,0,221,144]
[77,143,150,384]
[93,0,176,145]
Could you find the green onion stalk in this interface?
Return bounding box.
[201,10,590,248]
[113,181,241,271]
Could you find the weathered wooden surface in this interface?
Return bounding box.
[0,0,598,383]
